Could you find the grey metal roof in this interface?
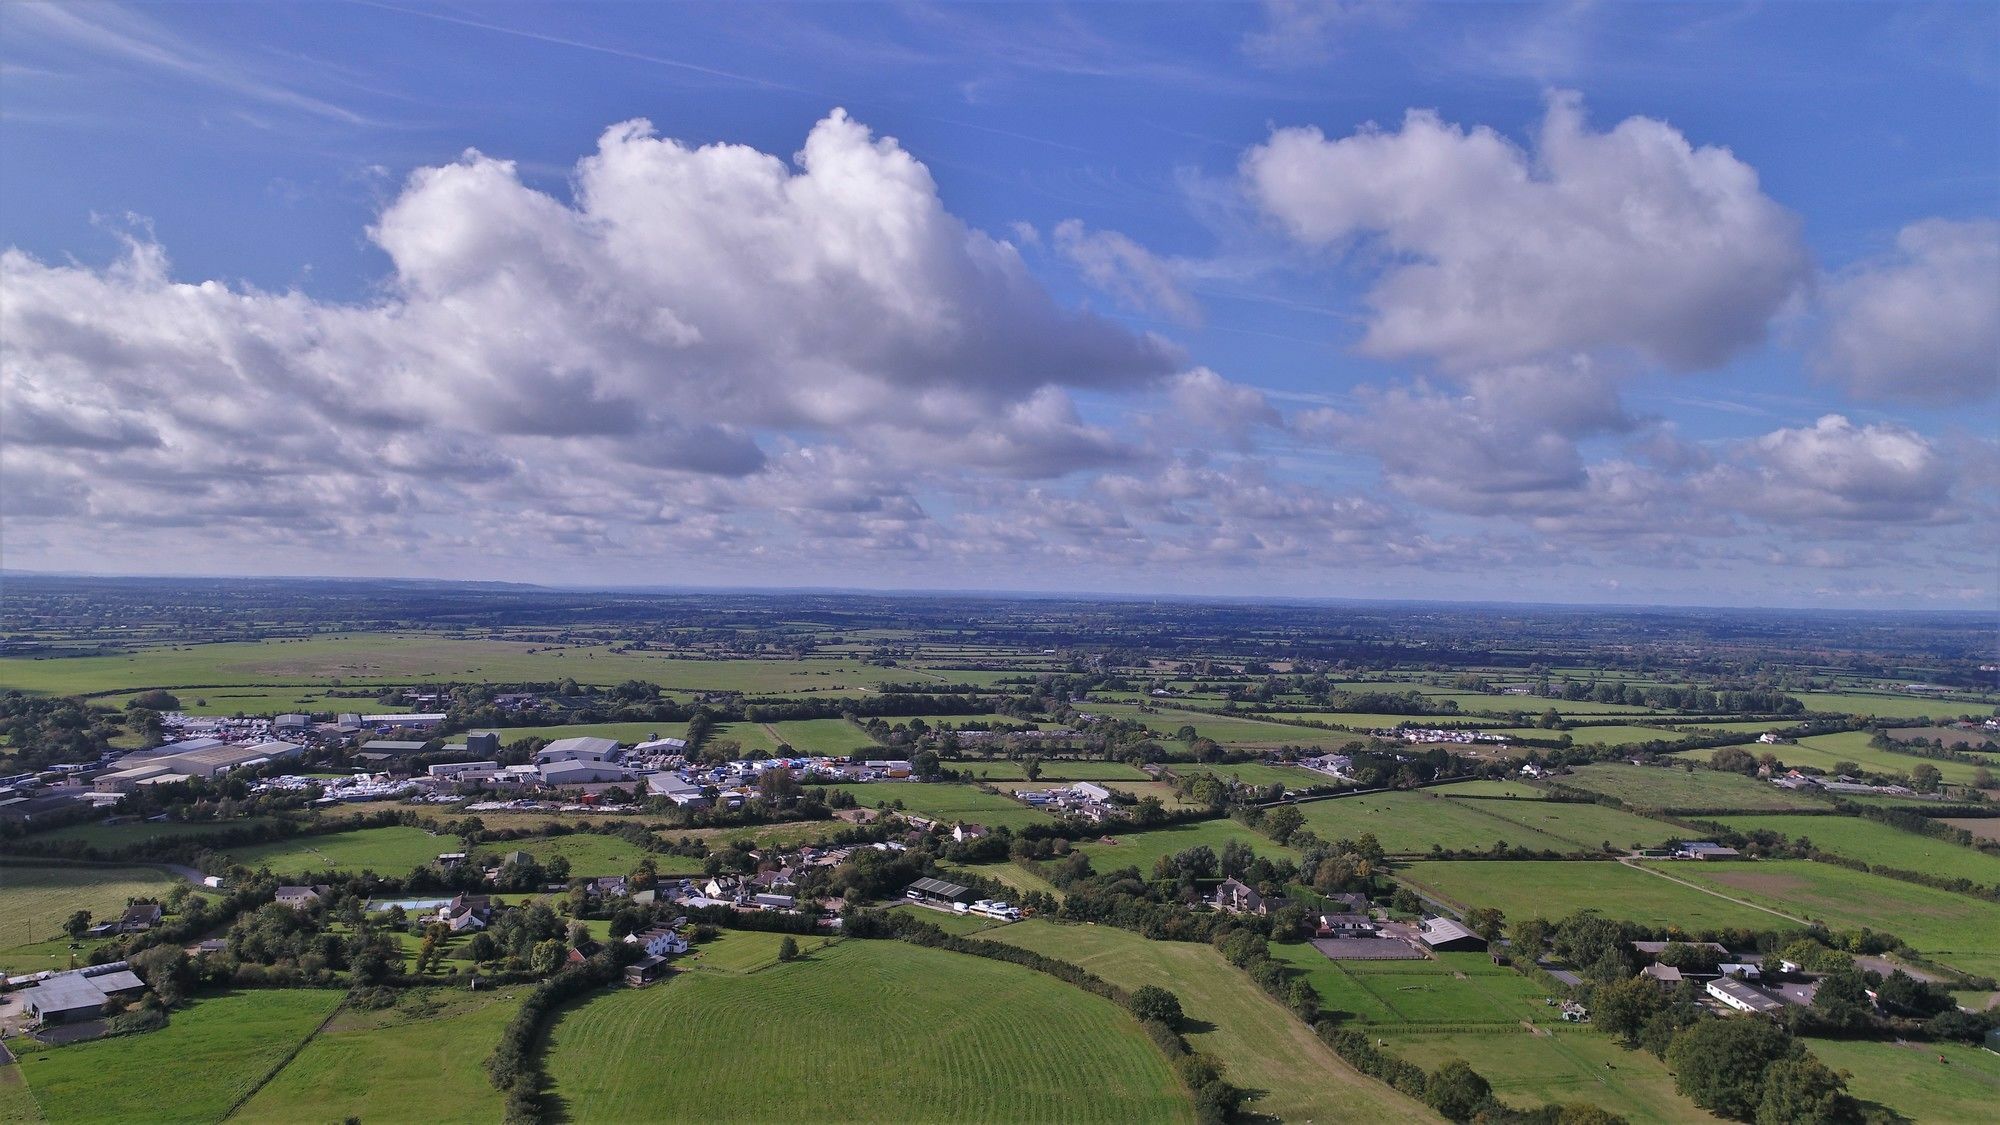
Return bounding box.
[908,877,970,899]
[24,974,114,1016]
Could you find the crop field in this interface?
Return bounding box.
[1401,861,1794,933]
[1709,814,2000,889]
[0,862,185,972]
[474,832,653,874]
[1678,735,1987,786]
[767,717,879,754]
[1556,763,1829,812]
[13,989,343,1124]
[955,759,1148,781]
[1941,817,2000,843]
[1293,792,1578,855]
[1078,818,1301,874]
[827,781,1052,829]
[234,987,520,1123]
[0,634,913,697]
[1794,691,1996,721]
[1889,725,2000,751]
[23,816,278,852]
[543,937,1192,1123]
[991,920,1434,1122]
[1804,1038,2000,1122]
[1268,944,1554,1027]
[1635,859,2000,978]
[1381,1028,1707,1124]
[225,826,450,876]
[1173,761,1327,788]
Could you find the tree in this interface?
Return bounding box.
[1666,1018,1796,1121]
[1592,973,1668,1045]
[1423,1059,1493,1121]
[1711,747,1759,774]
[777,936,800,962]
[1130,985,1183,1028]
[1972,766,1996,789]
[1909,763,1942,794]
[1510,917,1553,960]
[64,910,92,942]
[1754,1056,1855,1125]
[1022,756,1042,782]
[1262,805,1304,845]
[466,931,498,963]
[1286,977,1321,1021]
[126,690,181,712]
[531,938,566,977]
[1465,907,1506,942]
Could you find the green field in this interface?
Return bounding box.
[686,928,836,972]
[1293,792,1578,855]
[828,782,1053,829]
[225,826,451,876]
[21,817,277,852]
[234,987,520,1122]
[1173,761,1327,788]
[767,718,880,754]
[1436,780,1548,799]
[473,832,655,875]
[1542,725,1691,748]
[475,720,688,746]
[1401,860,1794,933]
[991,920,1434,1122]
[1795,691,1996,721]
[1635,859,2000,978]
[1677,734,1987,786]
[1556,762,1830,812]
[1382,1028,1707,1123]
[1804,1038,2000,1122]
[0,862,186,973]
[1079,818,1301,874]
[1467,800,1684,851]
[96,688,402,716]
[703,721,785,756]
[544,937,1192,1122]
[1710,813,2000,889]
[1085,703,1363,748]
[0,633,912,698]
[955,759,1149,781]
[14,989,343,1124]
[1268,944,1555,1027]
[941,859,1066,902]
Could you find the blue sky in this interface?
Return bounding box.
[2,1,1995,608]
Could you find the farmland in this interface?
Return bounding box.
[1293,791,1579,855]
[1382,1028,1708,1124]
[473,831,656,874]
[956,758,1150,781]
[1172,760,1327,788]
[1543,725,1690,748]
[26,816,278,852]
[991,920,1436,1123]
[1793,691,1996,721]
[12,989,343,1124]
[1676,735,1987,786]
[767,717,880,754]
[826,781,1053,829]
[1709,813,2000,889]
[234,988,521,1123]
[1555,762,1830,812]
[1634,859,2000,978]
[1079,817,1301,874]
[542,937,1193,1122]
[1803,1038,2000,1122]
[1268,944,1555,1027]
[224,826,451,876]
[0,862,186,973]
[1401,860,1795,932]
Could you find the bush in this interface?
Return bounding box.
[1130,984,1183,1029]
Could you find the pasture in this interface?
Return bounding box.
[1436,780,1546,799]
[1268,944,1554,1028]
[1544,725,1691,748]
[954,759,1149,781]
[1292,792,1578,855]
[827,781,1052,829]
[1173,761,1327,788]
[1794,691,1996,721]
[1401,861,1794,933]
[235,987,520,1123]
[1555,763,1828,812]
[96,688,401,716]
[473,832,654,874]
[941,859,1065,902]
[1679,735,1987,786]
[224,826,449,876]
[0,862,185,973]
[1079,818,1301,874]
[543,937,1192,1123]
[13,989,342,1124]
[1709,813,2000,889]
[1635,859,2000,978]
[1084,703,1361,749]
[1470,800,1684,851]
[767,717,879,754]
[686,928,836,973]
[991,920,1435,1123]
[474,720,688,747]
[1803,1038,2000,1122]
[24,816,277,852]
[1381,1028,1707,1124]
[702,721,785,755]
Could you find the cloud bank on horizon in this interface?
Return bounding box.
[1,2,1994,607]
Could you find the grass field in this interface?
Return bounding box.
[20,817,278,852]
[955,759,1149,781]
[1436,780,1548,799]
[1078,818,1301,874]
[1710,813,2000,889]
[1544,725,1691,748]
[1468,801,1684,851]
[474,720,689,746]
[14,989,342,1124]
[1268,944,1556,1027]
[1794,691,1997,721]
[234,987,519,1123]
[473,832,654,874]
[0,633,912,698]
[1677,734,1987,786]
[0,863,185,973]
[767,718,879,754]
[1382,1028,1707,1123]
[1804,1038,2000,1121]
[1556,763,1830,812]
[0,1061,40,1125]
[1293,792,1579,855]
[685,928,836,972]
[703,721,786,755]
[225,826,450,876]
[543,937,1193,1123]
[1401,861,1794,933]
[941,859,1066,902]
[1173,761,1327,788]
[1085,703,1363,749]
[96,688,403,716]
[991,920,1436,1123]
[1634,859,2000,978]
[828,782,1053,829]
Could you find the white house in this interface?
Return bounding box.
[1708,977,1783,1015]
[625,926,689,957]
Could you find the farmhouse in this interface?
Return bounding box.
[1212,877,1274,916]
[952,823,989,843]
[625,926,690,957]
[1707,977,1784,1015]
[1641,964,1684,986]
[119,903,163,932]
[275,885,331,909]
[1417,917,1486,952]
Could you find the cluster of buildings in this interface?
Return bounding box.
[5,962,147,1029]
[1013,781,1117,820]
[1629,942,1793,1016]
[1768,770,1933,799]
[93,740,304,794]
[1368,728,1513,745]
